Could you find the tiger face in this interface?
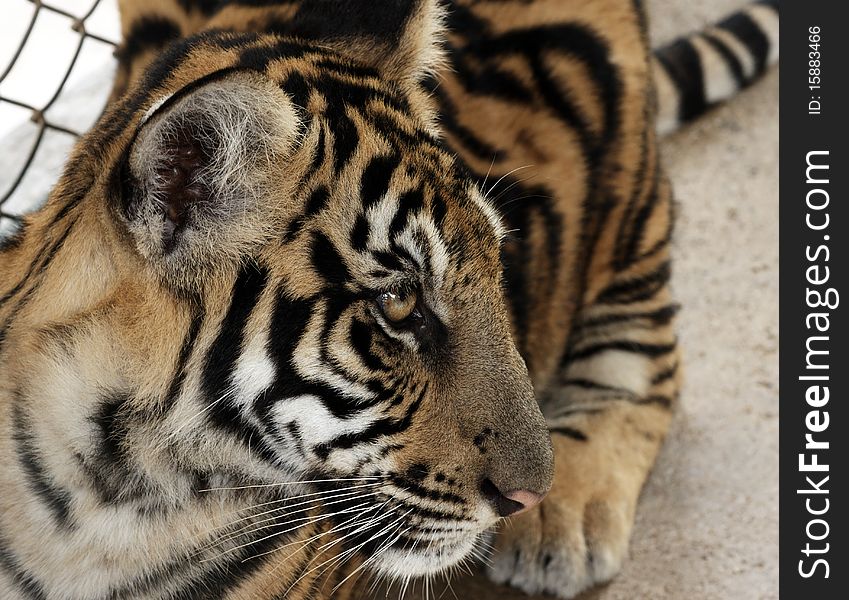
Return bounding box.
[98,11,554,577]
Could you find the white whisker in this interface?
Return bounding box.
[199,475,384,492]
[484,164,534,200]
[200,500,378,563]
[199,488,384,553]
[204,483,383,535]
[284,508,413,597]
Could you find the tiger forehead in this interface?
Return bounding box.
[274,65,504,252]
[265,56,506,246]
[303,133,503,259]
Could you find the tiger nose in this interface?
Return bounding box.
[481,478,547,517]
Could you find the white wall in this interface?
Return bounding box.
[0,0,120,230]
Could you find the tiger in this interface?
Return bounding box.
[0,0,778,599]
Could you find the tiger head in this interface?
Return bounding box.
[13,0,553,579]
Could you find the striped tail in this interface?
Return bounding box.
[652,0,779,135]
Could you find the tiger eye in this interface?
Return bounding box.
[377,290,418,323]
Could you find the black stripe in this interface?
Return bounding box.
[430,190,448,230]
[597,261,671,305]
[568,340,677,362]
[163,309,205,411]
[91,393,130,474]
[261,293,382,420]
[389,188,424,237]
[0,218,76,309]
[47,181,87,228]
[429,86,504,161]
[12,402,74,528]
[562,378,633,394]
[288,0,415,47]
[116,16,182,65]
[492,179,560,355]
[349,318,389,372]
[372,250,406,272]
[312,57,381,80]
[281,71,312,111]
[313,383,426,459]
[326,100,359,173]
[349,214,370,251]
[176,0,221,15]
[0,278,47,351]
[618,169,662,268]
[388,475,466,506]
[285,421,307,458]
[613,125,651,270]
[655,39,707,122]
[284,185,332,243]
[717,10,771,76]
[446,38,535,105]
[453,24,622,152]
[638,394,674,408]
[579,303,680,329]
[389,227,428,279]
[315,295,388,402]
[310,232,350,284]
[550,426,588,442]
[235,37,318,71]
[0,532,47,600]
[651,362,679,385]
[360,154,399,211]
[84,392,153,505]
[550,406,606,418]
[702,32,747,88]
[632,180,674,263]
[304,186,331,219]
[365,110,442,156]
[378,495,468,523]
[255,293,319,419]
[168,518,304,600]
[309,125,327,175]
[201,263,275,461]
[529,51,595,156]
[312,72,409,115]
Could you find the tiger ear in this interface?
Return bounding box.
[289,0,447,88]
[118,72,302,286]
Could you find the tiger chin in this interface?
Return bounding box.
[0,0,778,599]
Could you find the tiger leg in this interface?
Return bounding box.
[488,251,679,598]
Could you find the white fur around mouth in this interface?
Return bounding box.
[368,531,482,579]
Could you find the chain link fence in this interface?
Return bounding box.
[0,0,119,238]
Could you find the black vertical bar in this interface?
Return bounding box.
[780,1,848,597]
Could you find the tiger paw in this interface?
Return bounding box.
[486,488,634,598]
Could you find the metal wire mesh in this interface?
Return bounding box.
[0,0,119,235]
